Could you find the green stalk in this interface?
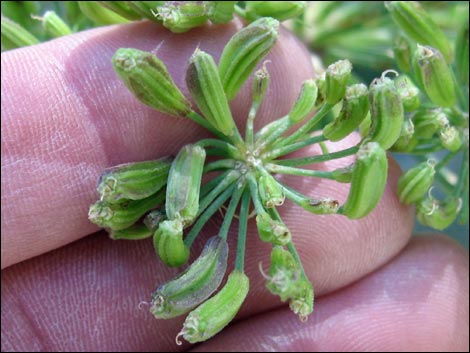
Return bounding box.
[265,163,336,180]
[263,135,326,160]
[203,159,237,173]
[246,101,261,148]
[235,189,251,272]
[196,138,240,158]
[187,111,227,140]
[247,173,266,214]
[218,183,245,241]
[276,146,358,167]
[198,170,240,216]
[184,184,236,247]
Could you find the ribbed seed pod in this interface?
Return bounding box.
[78,1,130,25]
[244,1,306,22]
[113,48,192,117]
[1,15,39,50]
[154,219,189,267]
[126,1,165,22]
[155,2,208,33]
[166,145,206,224]
[266,246,302,301]
[397,160,435,205]
[343,142,388,219]
[455,21,469,85]
[393,35,412,73]
[97,1,142,20]
[258,174,285,208]
[367,74,404,149]
[391,118,418,152]
[150,236,228,319]
[179,271,249,344]
[439,126,462,152]
[323,83,369,141]
[110,222,153,240]
[219,17,280,100]
[187,49,236,136]
[288,79,318,123]
[289,278,314,322]
[40,11,72,38]
[256,212,291,246]
[413,45,455,108]
[88,189,165,230]
[417,197,462,231]
[204,1,236,24]
[394,75,419,112]
[325,59,352,105]
[412,108,448,139]
[97,157,172,203]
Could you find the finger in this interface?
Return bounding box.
[193,235,469,352]
[1,19,314,269]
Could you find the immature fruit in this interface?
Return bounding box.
[187,49,237,136]
[343,142,388,219]
[289,278,314,322]
[323,83,369,141]
[417,197,462,230]
[265,246,302,301]
[166,144,206,224]
[97,157,172,203]
[179,271,249,344]
[397,160,435,205]
[325,59,352,105]
[155,2,208,33]
[288,79,318,123]
[256,212,291,246]
[150,236,228,319]
[258,174,285,208]
[218,17,279,100]
[113,48,191,117]
[367,74,404,149]
[154,219,189,267]
[244,1,306,22]
[204,1,236,24]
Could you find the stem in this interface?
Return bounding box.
[265,163,337,180]
[196,139,240,158]
[286,242,307,278]
[218,183,245,241]
[246,101,260,148]
[276,146,358,167]
[203,159,237,173]
[247,173,265,214]
[200,171,229,197]
[279,104,332,147]
[455,148,469,198]
[235,189,251,272]
[263,135,326,160]
[186,111,225,140]
[198,170,240,217]
[435,151,457,171]
[184,184,236,247]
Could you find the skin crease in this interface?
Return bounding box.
[1,21,469,351]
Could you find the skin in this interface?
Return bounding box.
[1,20,469,352]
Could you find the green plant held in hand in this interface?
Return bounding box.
[82,3,469,346]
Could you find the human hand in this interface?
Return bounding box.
[1,21,468,351]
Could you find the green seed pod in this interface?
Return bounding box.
[439,126,462,153]
[252,63,270,104]
[256,212,291,246]
[97,1,142,20]
[325,59,352,105]
[288,79,318,123]
[110,222,153,240]
[386,1,452,62]
[323,83,369,141]
[343,142,388,219]
[166,144,206,224]
[113,48,192,117]
[38,11,72,38]
[417,197,462,230]
[412,108,448,139]
[367,73,404,149]
[78,1,130,25]
[98,157,172,203]
[219,17,280,100]
[178,270,249,344]
[397,160,435,205]
[126,1,165,22]
[1,15,39,50]
[204,1,236,24]
[394,75,419,112]
[314,73,327,107]
[455,21,469,86]
[155,2,208,33]
[88,190,165,230]
[187,49,236,136]
[150,236,228,319]
[289,278,314,322]
[154,219,189,267]
[244,1,306,22]
[413,45,456,108]
[143,208,166,232]
[358,112,371,138]
[332,164,354,183]
[265,246,302,301]
[393,35,412,73]
[258,174,285,208]
[391,118,418,152]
